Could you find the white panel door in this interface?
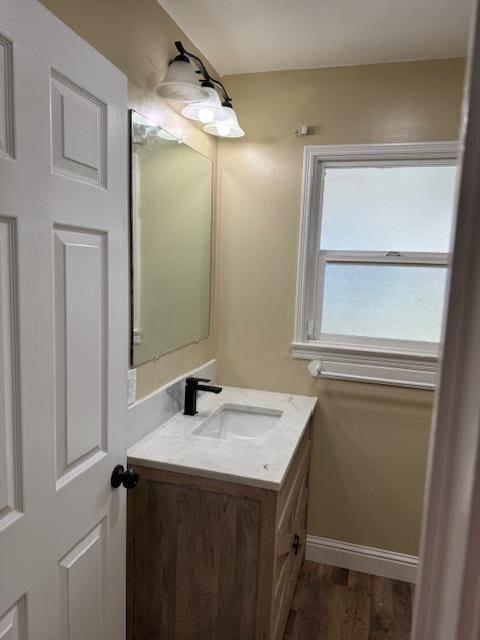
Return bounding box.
[0,0,128,638]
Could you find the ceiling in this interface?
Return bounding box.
[157,0,473,76]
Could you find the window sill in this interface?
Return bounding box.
[291,341,438,389]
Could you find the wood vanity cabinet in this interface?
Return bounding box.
[127,426,311,640]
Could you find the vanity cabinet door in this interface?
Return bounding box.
[271,430,310,639]
[128,468,265,640]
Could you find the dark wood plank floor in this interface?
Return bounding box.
[284,562,414,640]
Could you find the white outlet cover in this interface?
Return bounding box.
[127,368,137,406]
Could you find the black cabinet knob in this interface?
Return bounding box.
[111,464,139,490]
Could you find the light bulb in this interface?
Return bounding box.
[198,107,215,123]
[217,123,232,136]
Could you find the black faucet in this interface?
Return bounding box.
[184,377,222,416]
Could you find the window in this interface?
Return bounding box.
[293,143,459,388]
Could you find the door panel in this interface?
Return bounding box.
[54,228,106,487]
[50,71,107,187]
[0,598,26,640]
[0,33,13,160]
[0,218,21,531]
[58,520,106,640]
[0,0,128,637]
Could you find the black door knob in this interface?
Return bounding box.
[111,464,139,490]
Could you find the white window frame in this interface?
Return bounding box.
[293,142,459,389]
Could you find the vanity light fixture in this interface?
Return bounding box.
[202,77,244,138]
[203,102,245,138]
[181,86,227,124]
[156,51,208,103]
[158,42,245,138]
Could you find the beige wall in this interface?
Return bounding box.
[217,59,465,554]
[40,0,219,398]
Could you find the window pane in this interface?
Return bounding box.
[320,263,448,343]
[320,165,457,252]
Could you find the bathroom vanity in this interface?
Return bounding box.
[127,386,316,640]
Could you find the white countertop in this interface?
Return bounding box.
[127,386,317,490]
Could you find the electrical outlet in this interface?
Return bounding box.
[127,368,137,406]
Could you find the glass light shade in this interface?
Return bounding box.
[203,106,245,138]
[156,60,209,103]
[181,87,227,124]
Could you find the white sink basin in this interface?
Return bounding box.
[193,404,282,441]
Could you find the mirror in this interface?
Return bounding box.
[130,110,213,366]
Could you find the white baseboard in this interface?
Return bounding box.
[305,535,418,584]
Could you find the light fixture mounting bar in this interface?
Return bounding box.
[174,41,233,106]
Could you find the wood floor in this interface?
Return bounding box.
[284,562,414,640]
